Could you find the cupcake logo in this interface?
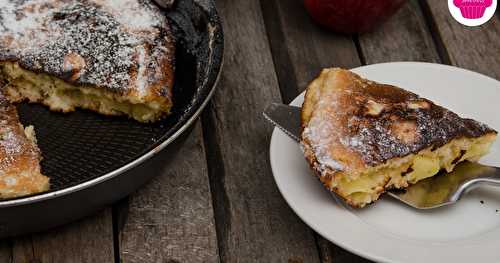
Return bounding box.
[449,0,497,26]
[454,0,492,19]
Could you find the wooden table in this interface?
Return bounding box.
[1,0,498,262]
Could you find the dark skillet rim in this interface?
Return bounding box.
[0,0,224,208]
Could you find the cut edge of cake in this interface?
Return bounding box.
[0,61,173,123]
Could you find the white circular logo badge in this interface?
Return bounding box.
[448,0,497,26]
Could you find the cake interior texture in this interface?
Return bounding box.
[331,134,496,206]
[0,62,171,123]
[300,68,498,208]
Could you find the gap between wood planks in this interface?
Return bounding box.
[423,0,500,79]
[259,0,361,261]
[200,0,322,262]
[116,122,219,263]
[0,209,115,262]
[417,0,452,64]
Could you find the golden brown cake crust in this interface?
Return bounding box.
[0,0,174,106]
[0,86,49,199]
[301,68,497,178]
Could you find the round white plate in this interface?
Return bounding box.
[269,62,500,263]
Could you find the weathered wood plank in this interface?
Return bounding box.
[423,0,500,78]
[260,0,365,262]
[330,245,372,263]
[260,0,360,102]
[201,0,321,262]
[11,209,114,263]
[119,122,219,263]
[0,240,12,262]
[358,0,440,64]
[316,237,369,263]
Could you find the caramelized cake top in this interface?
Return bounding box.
[0,0,174,99]
[300,68,497,175]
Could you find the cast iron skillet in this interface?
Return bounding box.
[0,0,223,237]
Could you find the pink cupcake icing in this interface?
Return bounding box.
[453,0,493,19]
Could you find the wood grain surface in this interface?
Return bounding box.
[358,0,439,64]
[0,240,11,262]
[10,210,114,263]
[200,0,321,262]
[261,0,360,102]
[423,0,500,78]
[119,122,219,263]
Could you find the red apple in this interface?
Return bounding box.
[304,0,407,33]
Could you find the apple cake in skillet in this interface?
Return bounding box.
[0,0,176,198]
[0,0,175,123]
[301,68,497,207]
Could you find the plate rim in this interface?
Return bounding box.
[269,61,500,263]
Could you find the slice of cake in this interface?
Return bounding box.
[300,68,497,208]
[0,89,48,199]
[0,0,175,122]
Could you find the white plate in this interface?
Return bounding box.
[269,62,500,263]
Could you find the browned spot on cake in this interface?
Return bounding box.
[391,120,418,144]
[402,167,414,176]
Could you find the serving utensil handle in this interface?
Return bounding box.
[452,165,500,201]
[473,167,500,186]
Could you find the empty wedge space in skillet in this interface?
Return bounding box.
[300,68,497,208]
[0,0,175,123]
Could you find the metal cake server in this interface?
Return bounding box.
[264,103,500,209]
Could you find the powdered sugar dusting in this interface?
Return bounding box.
[303,126,344,173]
[98,0,165,32]
[135,45,148,97]
[302,92,345,174]
[0,124,23,155]
[0,96,40,173]
[0,0,49,37]
[301,68,497,173]
[0,0,173,97]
